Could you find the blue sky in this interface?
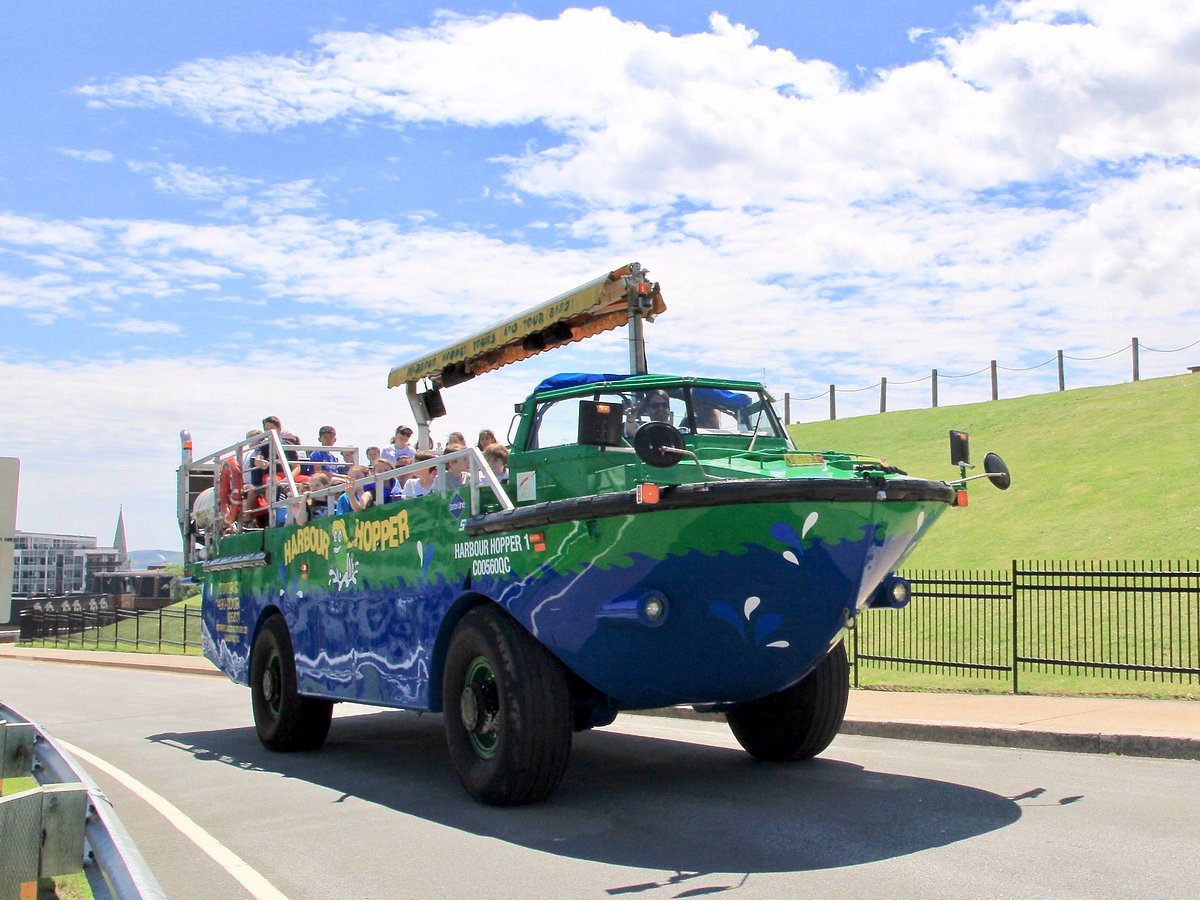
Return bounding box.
[3,1,1199,549]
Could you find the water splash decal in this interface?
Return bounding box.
[710,594,788,649]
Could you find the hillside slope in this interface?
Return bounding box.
[787,373,1200,571]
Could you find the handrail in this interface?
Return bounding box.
[287,445,514,522]
[0,700,165,899]
[182,436,514,552]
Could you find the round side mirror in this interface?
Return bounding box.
[633,422,685,468]
[983,452,1012,490]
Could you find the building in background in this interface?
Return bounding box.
[10,531,122,597]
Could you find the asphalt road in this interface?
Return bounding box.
[3,658,1197,899]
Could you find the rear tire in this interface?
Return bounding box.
[726,641,850,761]
[443,605,573,805]
[250,615,333,752]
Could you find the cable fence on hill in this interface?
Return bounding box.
[780,336,1200,423]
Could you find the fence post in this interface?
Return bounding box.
[852,620,860,688]
[829,385,837,421]
[990,360,999,401]
[783,392,791,425]
[931,369,938,408]
[1132,337,1140,381]
[158,607,164,653]
[1057,350,1065,391]
[879,377,887,414]
[1011,559,1019,695]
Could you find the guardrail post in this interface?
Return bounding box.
[829,385,837,421]
[0,787,42,899]
[2,721,35,783]
[931,369,938,408]
[40,783,89,878]
[1057,350,1065,391]
[1132,336,1140,381]
[990,360,999,401]
[879,377,887,414]
[783,392,791,425]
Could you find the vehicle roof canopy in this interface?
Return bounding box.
[532,373,762,406]
[387,262,666,390]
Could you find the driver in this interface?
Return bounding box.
[637,390,672,424]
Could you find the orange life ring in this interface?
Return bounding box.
[217,458,243,527]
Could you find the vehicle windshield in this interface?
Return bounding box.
[526,385,788,450]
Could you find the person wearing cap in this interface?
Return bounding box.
[381,425,415,466]
[306,425,346,476]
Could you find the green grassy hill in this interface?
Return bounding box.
[787,373,1200,571]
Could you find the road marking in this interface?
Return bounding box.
[59,740,287,900]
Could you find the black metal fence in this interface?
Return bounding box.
[17,606,203,654]
[855,560,1200,691]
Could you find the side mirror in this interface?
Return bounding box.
[983,452,1012,490]
[578,400,625,447]
[949,430,970,467]
[633,422,685,468]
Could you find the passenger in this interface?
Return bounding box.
[306,425,347,475]
[483,443,509,484]
[401,450,439,498]
[305,472,334,519]
[336,465,373,514]
[254,415,302,486]
[693,402,721,430]
[445,431,467,450]
[365,445,382,466]
[476,429,498,452]
[381,426,415,466]
[444,449,471,488]
[372,459,404,503]
[284,480,313,526]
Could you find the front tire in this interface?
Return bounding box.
[726,641,850,761]
[250,614,333,752]
[443,605,573,805]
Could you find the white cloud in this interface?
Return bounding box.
[107,318,183,335]
[75,3,1200,209]
[57,148,114,163]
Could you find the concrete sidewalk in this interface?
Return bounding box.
[2,644,1198,760]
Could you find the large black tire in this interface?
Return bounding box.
[442,605,573,805]
[726,641,850,761]
[250,615,333,752]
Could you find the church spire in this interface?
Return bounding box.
[112,506,129,568]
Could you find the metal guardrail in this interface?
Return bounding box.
[0,701,164,899]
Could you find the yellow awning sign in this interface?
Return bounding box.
[387,262,666,389]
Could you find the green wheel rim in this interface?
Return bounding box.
[463,655,500,759]
[263,649,282,717]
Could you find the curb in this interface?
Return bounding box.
[838,719,1200,761]
[632,706,1200,762]
[0,647,223,678]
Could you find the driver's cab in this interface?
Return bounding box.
[509,375,793,504]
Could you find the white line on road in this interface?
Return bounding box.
[59,740,288,900]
